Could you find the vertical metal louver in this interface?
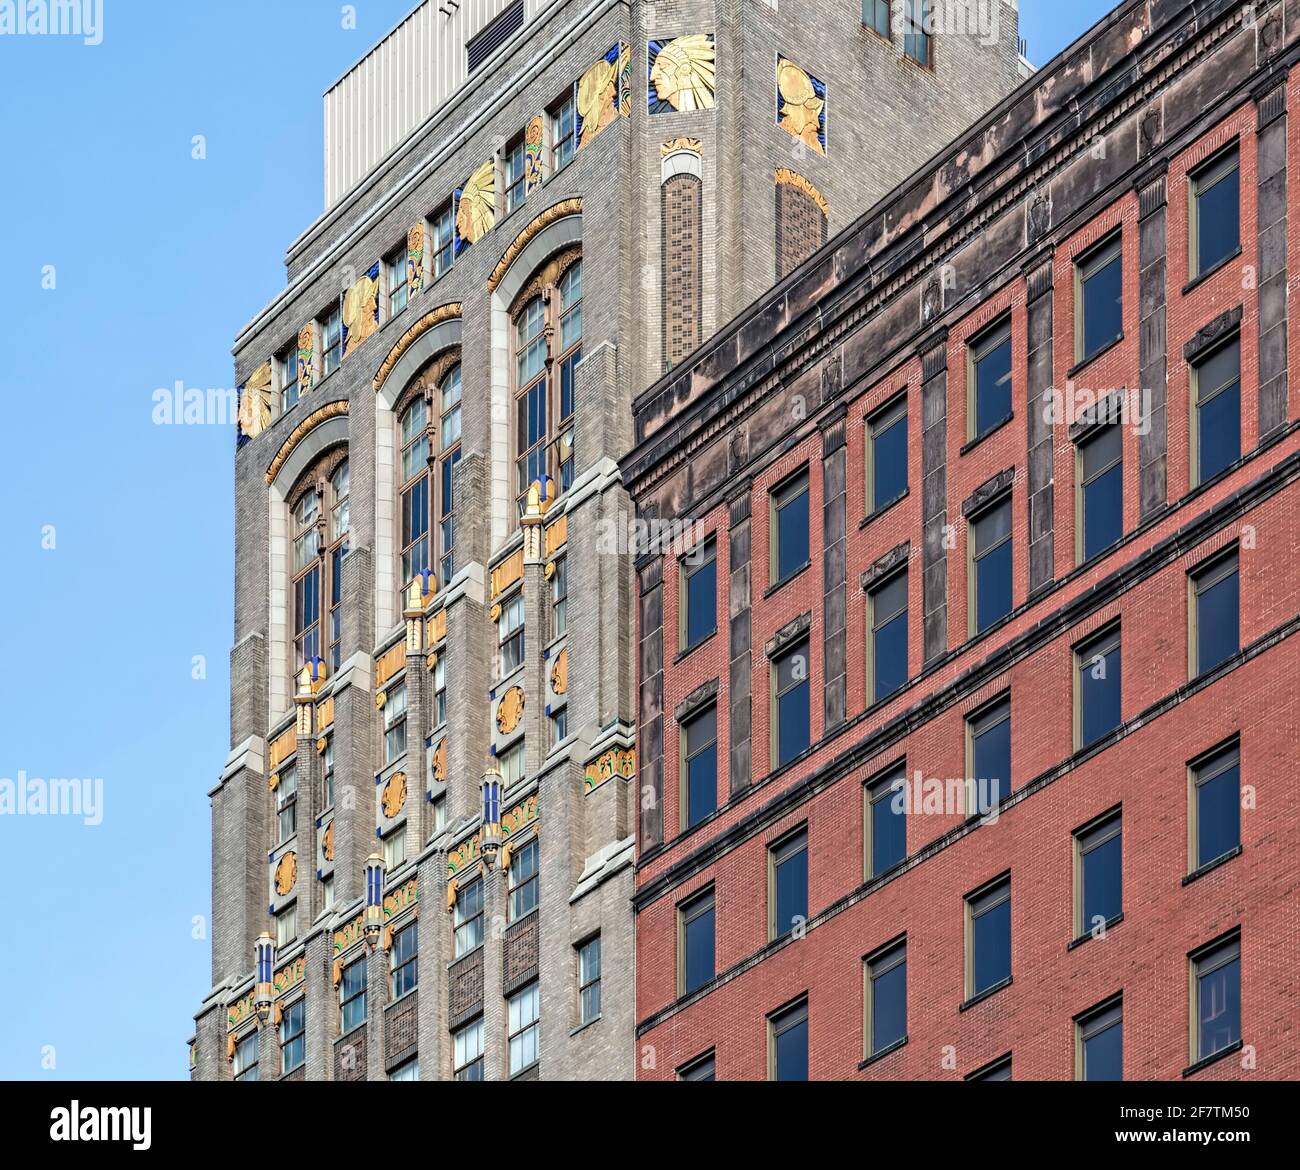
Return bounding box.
[466,0,524,72]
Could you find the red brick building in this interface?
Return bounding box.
[621,0,1300,1082]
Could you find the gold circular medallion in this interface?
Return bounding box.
[382,772,408,819]
[274,852,298,897]
[496,686,525,735]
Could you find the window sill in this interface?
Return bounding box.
[1183,1039,1243,1078]
[1183,245,1243,296]
[1067,333,1125,381]
[509,1061,540,1080]
[858,1036,908,1070]
[675,628,719,666]
[859,488,910,531]
[960,976,1012,1012]
[1182,845,1242,886]
[960,413,1014,457]
[1068,912,1124,951]
[570,1014,602,1038]
[764,560,813,601]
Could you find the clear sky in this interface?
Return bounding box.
[0,0,1116,1080]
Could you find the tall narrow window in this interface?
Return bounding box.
[383,824,406,870]
[233,1032,259,1082]
[1190,146,1240,279]
[386,245,409,317]
[902,0,931,65]
[279,344,300,413]
[508,837,540,920]
[1191,934,1241,1064]
[867,571,908,704]
[280,1000,305,1074]
[551,90,577,171]
[770,827,808,939]
[968,317,1012,440]
[276,902,297,947]
[864,0,891,38]
[1075,234,1123,364]
[454,877,485,957]
[507,983,540,1075]
[430,202,455,280]
[276,765,298,844]
[1074,809,1122,939]
[968,697,1011,808]
[498,593,525,676]
[681,539,717,652]
[681,705,717,830]
[1190,551,1239,678]
[327,460,350,671]
[772,639,811,768]
[679,888,715,996]
[1075,624,1121,749]
[438,365,462,585]
[383,682,407,765]
[966,875,1011,1000]
[578,936,601,1024]
[1190,337,1241,485]
[320,303,342,377]
[340,958,367,1035]
[390,923,418,998]
[322,740,335,808]
[453,1018,485,1080]
[291,485,322,668]
[503,134,527,215]
[550,555,568,639]
[866,938,907,1058]
[512,257,581,515]
[1077,999,1123,1081]
[769,999,809,1081]
[770,470,810,585]
[970,496,1012,633]
[399,394,431,592]
[866,397,908,515]
[1078,423,1122,561]
[1191,743,1240,872]
[866,768,906,878]
[434,656,447,728]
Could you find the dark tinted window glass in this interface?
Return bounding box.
[773,473,810,583]
[870,572,908,703]
[1080,424,1123,560]
[1193,150,1240,276]
[971,700,1011,805]
[683,543,717,650]
[772,830,808,937]
[1194,340,1241,484]
[870,773,907,877]
[679,1053,715,1081]
[1080,1003,1123,1081]
[869,942,907,1054]
[772,1001,809,1081]
[1078,813,1122,934]
[1193,554,1239,676]
[1079,239,1123,361]
[1078,627,1122,747]
[973,499,1013,632]
[1195,939,1240,1060]
[870,400,908,512]
[969,878,1011,997]
[972,321,1013,437]
[774,642,811,767]
[681,892,715,995]
[1194,746,1240,869]
[683,707,718,829]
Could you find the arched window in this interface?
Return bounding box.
[398,361,462,596]
[290,452,349,675]
[511,256,581,515]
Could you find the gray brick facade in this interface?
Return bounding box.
[194,0,1019,1081]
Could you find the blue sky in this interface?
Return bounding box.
[0,1,1114,1080]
